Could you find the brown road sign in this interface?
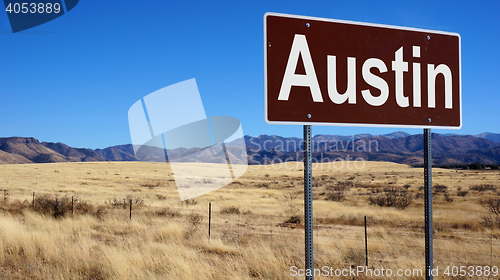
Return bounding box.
[264,13,461,129]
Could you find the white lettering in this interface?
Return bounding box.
[361,58,389,106]
[428,64,453,109]
[278,34,323,102]
[327,56,356,104]
[413,46,421,107]
[392,47,409,107]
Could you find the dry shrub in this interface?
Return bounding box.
[155,194,167,200]
[480,215,500,228]
[284,215,301,224]
[328,180,354,191]
[106,196,144,209]
[444,191,453,202]
[283,193,300,215]
[343,248,365,266]
[325,191,346,202]
[433,184,448,193]
[479,198,500,216]
[32,195,93,218]
[367,187,413,209]
[220,206,240,214]
[457,190,469,197]
[181,198,198,206]
[0,199,30,215]
[156,206,180,218]
[471,184,497,192]
[184,212,203,239]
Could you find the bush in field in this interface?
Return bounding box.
[480,198,500,216]
[367,187,412,210]
[326,191,346,202]
[184,212,203,239]
[471,184,497,192]
[220,206,240,215]
[284,215,301,224]
[433,184,448,193]
[32,195,93,218]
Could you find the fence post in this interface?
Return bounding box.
[71,196,74,217]
[3,190,6,200]
[208,202,212,241]
[365,216,368,267]
[129,199,132,220]
[32,191,35,208]
[238,212,241,242]
[270,214,273,247]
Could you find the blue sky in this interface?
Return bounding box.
[1,1,499,149]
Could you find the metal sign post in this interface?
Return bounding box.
[424,128,433,279]
[303,125,314,280]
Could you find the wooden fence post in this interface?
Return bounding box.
[129,199,132,220]
[208,202,212,241]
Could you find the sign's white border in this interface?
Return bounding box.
[264,12,462,129]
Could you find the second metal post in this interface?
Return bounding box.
[424,128,433,279]
[304,125,313,280]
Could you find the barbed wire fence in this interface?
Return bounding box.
[1,188,500,270]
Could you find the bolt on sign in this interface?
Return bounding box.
[264,13,461,128]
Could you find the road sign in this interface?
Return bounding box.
[264,13,461,129]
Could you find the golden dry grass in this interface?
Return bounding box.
[0,161,499,279]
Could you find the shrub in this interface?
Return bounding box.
[444,192,453,203]
[182,198,198,206]
[480,198,500,216]
[457,190,469,197]
[284,215,301,224]
[434,184,448,193]
[327,180,354,192]
[367,187,412,209]
[220,206,240,215]
[32,195,93,218]
[480,215,500,228]
[107,196,144,209]
[184,212,203,239]
[156,194,167,200]
[156,207,180,217]
[343,249,365,266]
[325,191,346,202]
[471,184,497,192]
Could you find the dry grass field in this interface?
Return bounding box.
[0,161,499,279]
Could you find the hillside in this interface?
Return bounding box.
[0,132,498,166]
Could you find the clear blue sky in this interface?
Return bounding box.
[1,1,499,149]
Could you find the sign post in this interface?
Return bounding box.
[303,125,313,279]
[424,128,433,279]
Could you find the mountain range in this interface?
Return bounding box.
[0,132,499,166]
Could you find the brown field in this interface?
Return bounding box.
[0,161,500,279]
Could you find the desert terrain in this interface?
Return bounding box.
[0,161,499,279]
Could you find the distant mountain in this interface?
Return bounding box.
[381,131,411,139]
[0,149,32,164]
[0,137,66,163]
[41,142,105,162]
[94,145,138,161]
[243,133,499,166]
[0,133,498,166]
[476,132,500,143]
